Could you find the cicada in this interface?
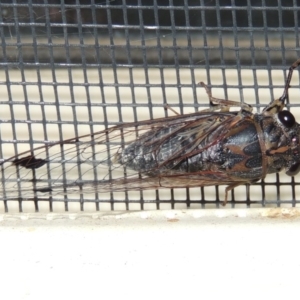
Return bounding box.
[1,59,300,206]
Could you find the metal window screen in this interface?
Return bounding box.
[0,0,300,213]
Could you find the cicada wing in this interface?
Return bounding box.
[0,111,238,201]
[0,126,140,201]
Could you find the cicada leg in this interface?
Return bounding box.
[199,82,253,113]
[223,182,246,206]
[263,58,300,114]
[164,104,180,116]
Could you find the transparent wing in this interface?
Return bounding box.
[0,111,240,201]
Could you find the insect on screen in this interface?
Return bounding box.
[0,0,300,213]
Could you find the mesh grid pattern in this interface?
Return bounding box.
[0,0,300,213]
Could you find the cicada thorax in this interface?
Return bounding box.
[215,113,265,181]
[216,109,300,183]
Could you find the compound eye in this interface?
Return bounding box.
[286,162,300,176]
[278,110,295,128]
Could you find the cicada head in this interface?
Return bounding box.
[261,107,300,176]
[261,59,300,177]
[275,110,300,176]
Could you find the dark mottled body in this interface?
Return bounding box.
[117,110,300,185]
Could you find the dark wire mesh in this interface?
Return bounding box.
[0,0,300,213]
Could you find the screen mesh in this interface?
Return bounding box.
[0,0,300,213]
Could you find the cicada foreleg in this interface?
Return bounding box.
[263,58,300,114]
[199,82,253,113]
